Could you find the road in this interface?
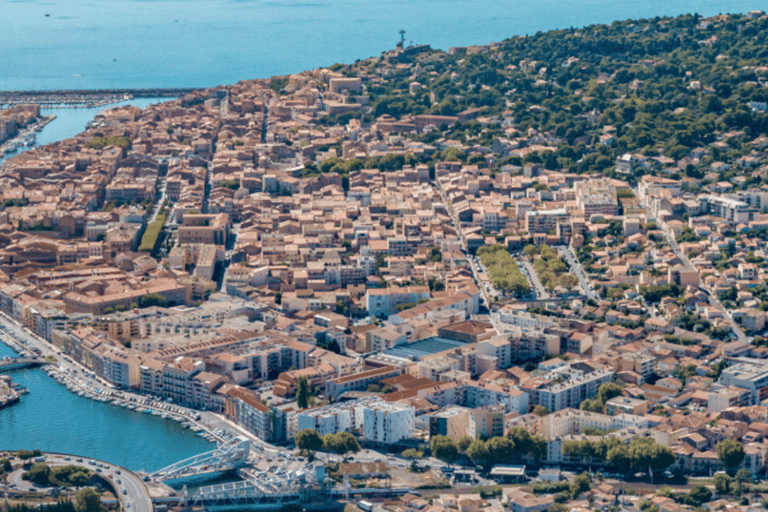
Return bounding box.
[5,453,152,512]
[558,245,598,300]
[519,258,548,300]
[661,226,748,343]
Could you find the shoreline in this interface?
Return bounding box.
[0,319,225,446]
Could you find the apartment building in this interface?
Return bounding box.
[522,365,614,412]
[361,398,415,445]
[365,286,430,318]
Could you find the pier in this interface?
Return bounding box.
[0,88,201,108]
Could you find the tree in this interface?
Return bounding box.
[401,448,424,459]
[628,438,675,475]
[533,405,548,417]
[323,432,360,459]
[467,439,492,467]
[717,439,745,473]
[22,463,51,486]
[686,483,712,506]
[558,274,578,291]
[596,383,623,405]
[457,436,473,452]
[139,293,166,308]
[74,488,103,512]
[579,398,604,413]
[487,436,515,462]
[1,458,11,472]
[713,473,731,495]
[295,429,324,454]
[569,473,591,499]
[430,435,458,463]
[606,444,630,471]
[297,376,310,410]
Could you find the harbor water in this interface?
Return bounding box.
[0,341,213,472]
[1,98,167,165]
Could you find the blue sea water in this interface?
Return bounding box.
[1,0,764,91]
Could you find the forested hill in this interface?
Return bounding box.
[316,11,768,181]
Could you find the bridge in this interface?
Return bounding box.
[157,471,414,511]
[0,357,49,372]
[150,436,250,481]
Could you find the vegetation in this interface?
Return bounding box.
[563,436,674,475]
[295,428,324,454]
[138,214,166,252]
[717,439,746,473]
[524,244,573,292]
[84,135,131,151]
[322,432,360,458]
[297,376,310,409]
[477,244,530,296]
[430,435,459,463]
[579,382,623,413]
[139,293,166,308]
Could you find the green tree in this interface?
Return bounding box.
[487,436,515,462]
[717,439,745,473]
[686,483,713,506]
[139,293,166,308]
[297,376,310,410]
[430,435,459,463]
[74,488,103,512]
[713,473,731,495]
[606,444,630,472]
[628,438,675,475]
[457,436,473,452]
[295,428,324,454]
[22,463,51,486]
[533,405,548,417]
[467,439,492,467]
[322,432,360,459]
[401,448,424,459]
[1,458,11,473]
[596,383,623,405]
[569,473,591,499]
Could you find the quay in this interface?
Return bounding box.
[0,114,55,159]
[0,88,201,108]
[0,374,23,408]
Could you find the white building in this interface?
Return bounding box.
[359,399,415,445]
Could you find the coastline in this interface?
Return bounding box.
[0,315,224,446]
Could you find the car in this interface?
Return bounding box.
[126,504,130,508]
[122,490,128,495]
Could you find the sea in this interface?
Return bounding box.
[1,0,765,92]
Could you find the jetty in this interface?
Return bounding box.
[0,88,201,108]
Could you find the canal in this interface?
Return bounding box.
[0,341,213,472]
[1,97,170,165]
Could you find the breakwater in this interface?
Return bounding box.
[0,88,201,108]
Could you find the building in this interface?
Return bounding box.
[469,404,505,439]
[178,213,229,245]
[225,386,286,442]
[526,208,568,234]
[522,365,614,412]
[429,405,471,440]
[365,286,430,318]
[360,398,415,445]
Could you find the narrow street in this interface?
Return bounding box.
[661,226,748,343]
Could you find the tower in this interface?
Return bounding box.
[398,30,406,48]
